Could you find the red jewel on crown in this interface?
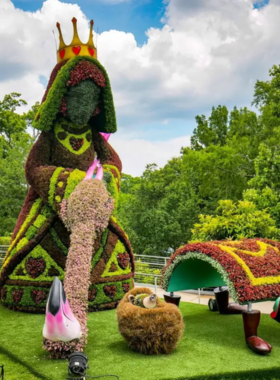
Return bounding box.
[72,46,81,55]
[59,50,65,59]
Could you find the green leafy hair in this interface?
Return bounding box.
[33,56,117,134]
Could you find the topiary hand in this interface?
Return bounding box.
[61,179,113,230]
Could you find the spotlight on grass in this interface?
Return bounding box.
[68,352,88,376]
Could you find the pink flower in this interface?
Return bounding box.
[44,180,114,358]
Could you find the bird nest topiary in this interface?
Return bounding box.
[117,287,184,355]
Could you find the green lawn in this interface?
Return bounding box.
[1,301,280,380]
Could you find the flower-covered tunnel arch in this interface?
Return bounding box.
[161,239,280,304]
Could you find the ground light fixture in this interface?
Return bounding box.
[67,352,120,380]
[68,352,88,376]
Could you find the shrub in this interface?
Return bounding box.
[135,260,161,285]
[191,200,280,242]
[0,237,11,246]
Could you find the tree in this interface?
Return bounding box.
[180,144,250,214]
[191,105,229,149]
[0,93,27,143]
[117,161,200,256]
[252,64,280,149]
[117,106,261,255]
[23,101,40,139]
[0,93,34,236]
[191,200,280,242]
[0,133,33,235]
[243,144,280,228]
[228,106,261,162]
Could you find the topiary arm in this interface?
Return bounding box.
[25,132,85,212]
[91,131,122,207]
[87,131,122,208]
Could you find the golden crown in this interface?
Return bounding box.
[56,18,97,63]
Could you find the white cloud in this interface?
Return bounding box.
[110,132,191,176]
[1,0,280,116]
[99,0,280,124]
[1,0,280,174]
[0,0,89,106]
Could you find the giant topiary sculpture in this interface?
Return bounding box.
[161,238,280,355]
[0,18,134,314]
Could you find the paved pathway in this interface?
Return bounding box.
[136,285,275,315]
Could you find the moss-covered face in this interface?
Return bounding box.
[66,80,100,127]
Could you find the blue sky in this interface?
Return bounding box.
[10,0,200,162]
[253,0,269,9]
[13,0,166,45]
[1,0,278,175]
[12,0,271,143]
[13,0,270,41]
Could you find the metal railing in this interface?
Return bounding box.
[0,247,168,285]
[133,253,169,288]
[0,246,8,253]
[134,273,162,293]
[134,254,169,266]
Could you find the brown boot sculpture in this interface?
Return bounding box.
[214,286,247,314]
[242,306,272,354]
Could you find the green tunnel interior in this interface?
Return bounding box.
[167,258,226,292]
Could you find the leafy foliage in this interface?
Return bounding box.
[23,101,40,139]
[191,200,280,241]
[191,105,229,149]
[0,93,27,142]
[117,63,280,254]
[0,237,10,245]
[0,93,34,236]
[243,144,280,227]
[117,163,200,256]
[135,260,161,285]
[0,134,33,236]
